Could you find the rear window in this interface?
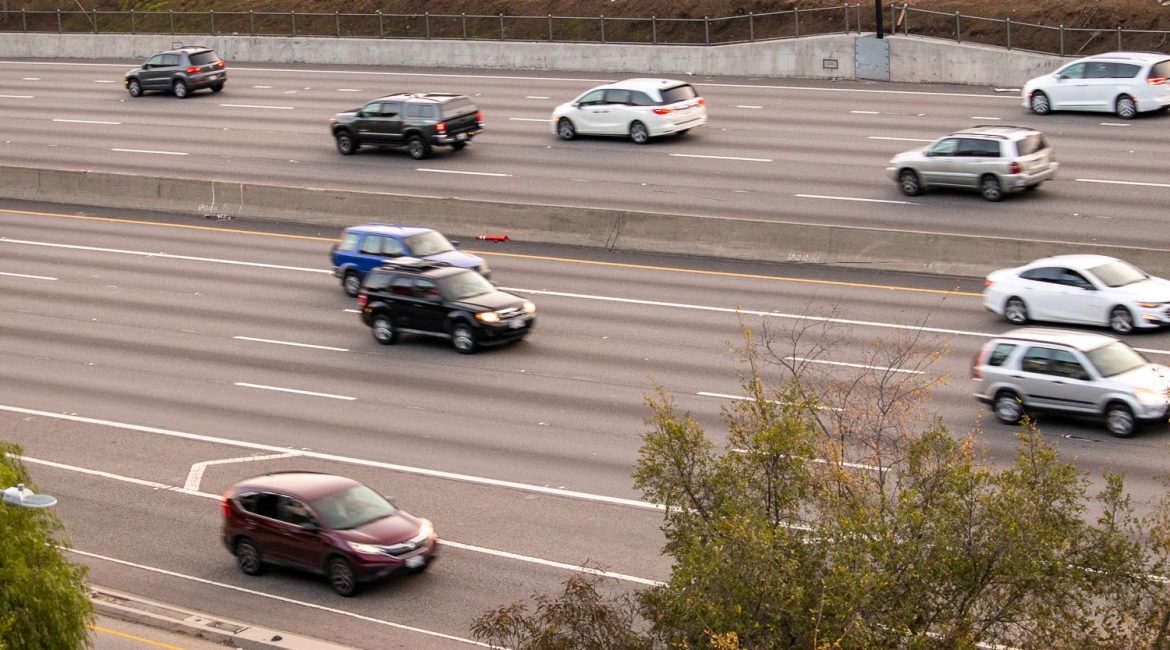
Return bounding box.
[187,51,220,66]
[659,84,698,104]
[1150,60,1170,80]
[441,98,476,118]
[1015,134,1048,156]
[363,272,393,291]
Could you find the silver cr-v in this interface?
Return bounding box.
[972,328,1170,437]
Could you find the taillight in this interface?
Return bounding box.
[652,108,673,115]
[221,497,232,518]
[357,293,368,308]
[217,60,226,68]
[971,346,988,379]
[1009,161,1021,175]
[697,98,705,106]
[185,66,199,74]
[1149,76,1167,85]
[436,121,446,134]
[475,110,484,123]
[984,279,994,288]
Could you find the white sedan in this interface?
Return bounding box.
[983,255,1170,334]
[550,78,707,144]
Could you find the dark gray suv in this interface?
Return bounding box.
[124,46,226,98]
[330,93,483,159]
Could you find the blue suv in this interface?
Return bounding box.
[331,224,489,296]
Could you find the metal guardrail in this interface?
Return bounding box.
[0,5,1166,55]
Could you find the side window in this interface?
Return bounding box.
[929,138,959,156]
[977,139,1002,157]
[604,89,632,104]
[629,91,655,106]
[987,343,1016,367]
[957,139,999,158]
[236,492,279,519]
[405,103,427,118]
[277,497,316,527]
[382,238,406,257]
[145,54,164,67]
[1086,62,1113,79]
[337,232,360,252]
[577,90,605,106]
[1021,347,1054,374]
[390,275,414,297]
[1050,350,1089,380]
[359,235,382,255]
[363,272,392,291]
[1019,267,1062,283]
[161,54,181,67]
[413,279,440,301]
[1112,63,1140,78]
[380,102,402,117]
[1059,63,1086,79]
[1058,269,1093,290]
[361,103,381,116]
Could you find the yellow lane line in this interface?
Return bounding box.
[90,625,190,650]
[1,207,981,297]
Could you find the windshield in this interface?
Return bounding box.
[312,485,396,530]
[404,231,454,257]
[1085,341,1148,378]
[1088,260,1147,288]
[438,270,495,301]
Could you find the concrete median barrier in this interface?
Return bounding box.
[3,164,1167,277]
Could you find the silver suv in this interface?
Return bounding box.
[972,328,1170,437]
[889,125,1058,202]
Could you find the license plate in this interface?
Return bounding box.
[209,74,219,80]
[456,133,467,141]
[509,318,526,329]
[405,555,425,569]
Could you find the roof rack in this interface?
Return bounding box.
[378,257,452,271]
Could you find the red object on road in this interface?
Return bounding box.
[476,234,510,242]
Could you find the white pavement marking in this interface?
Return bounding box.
[669,153,773,162]
[795,193,915,205]
[22,77,41,80]
[0,404,660,510]
[736,104,763,109]
[183,453,296,491]
[0,271,57,280]
[53,118,122,125]
[508,117,548,122]
[16,452,659,586]
[993,87,1022,93]
[867,136,934,142]
[524,95,550,99]
[0,238,332,273]
[696,391,844,413]
[726,449,882,472]
[233,336,349,352]
[416,168,513,177]
[219,103,295,110]
[850,110,880,114]
[343,308,361,313]
[784,356,925,375]
[110,148,188,156]
[1100,122,1131,127]
[67,548,492,647]
[971,116,1001,120]
[93,80,117,83]
[234,382,357,401]
[252,85,273,88]
[337,88,362,92]
[0,94,34,98]
[1076,178,1170,189]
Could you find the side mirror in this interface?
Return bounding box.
[142,64,152,70]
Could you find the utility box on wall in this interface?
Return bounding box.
[856,36,890,80]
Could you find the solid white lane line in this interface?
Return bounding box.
[53,118,122,125]
[784,356,925,375]
[508,117,548,122]
[1076,178,1170,189]
[233,382,356,401]
[867,136,934,142]
[233,336,348,352]
[19,453,660,586]
[0,404,660,511]
[795,193,914,205]
[1100,122,1131,127]
[0,94,34,99]
[736,104,763,109]
[183,453,296,491]
[415,168,513,177]
[669,153,773,163]
[525,95,550,99]
[0,271,57,280]
[110,148,188,156]
[850,110,880,114]
[0,238,331,273]
[67,548,491,647]
[219,103,295,110]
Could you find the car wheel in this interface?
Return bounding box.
[629,121,650,144]
[898,169,923,197]
[993,391,1024,425]
[328,557,358,597]
[452,141,467,150]
[234,538,265,576]
[126,78,142,97]
[1109,306,1135,334]
[1003,297,1029,325]
[1029,91,1051,115]
[372,316,398,345]
[407,135,431,160]
[1105,402,1137,438]
[211,83,224,93]
[173,79,190,98]
[557,118,577,140]
[1116,95,1137,120]
[451,322,477,354]
[980,175,1003,202]
[342,271,361,296]
[335,131,357,156]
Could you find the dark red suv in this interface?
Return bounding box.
[221,472,438,596]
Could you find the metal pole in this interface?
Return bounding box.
[1059,24,1064,57]
[461,13,466,39]
[379,11,384,38]
[651,15,656,44]
[954,11,960,44]
[705,16,710,45]
[903,5,909,35]
[210,10,215,36]
[499,13,504,40]
[794,7,799,37]
[547,14,552,41]
[1005,17,1011,50]
[843,6,848,34]
[249,10,254,36]
[291,10,296,36]
[22,8,26,32]
[92,8,97,33]
[423,12,428,39]
[749,12,754,41]
[1117,25,1122,50]
[57,8,61,33]
[600,14,605,43]
[874,0,883,38]
[169,9,174,34]
[335,11,340,37]
[130,9,135,34]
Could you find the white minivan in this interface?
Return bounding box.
[1022,51,1170,119]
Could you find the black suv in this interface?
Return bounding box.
[358,259,534,354]
[330,93,484,159]
[124,46,226,98]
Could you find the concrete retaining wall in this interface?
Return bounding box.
[0,31,1068,86]
[5,165,1167,278]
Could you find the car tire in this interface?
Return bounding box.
[1109,306,1135,334]
[372,315,399,345]
[629,121,650,145]
[407,135,431,160]
[328,557,359,597]
[993,391,1024,425]
[342,271,361,296]
[451,141,467,150]
[126,78,142,97]
[173,79,190,98]
[1115,95,1137,120]
[335,131,358,156]
[1003,297,1029,325]
[234,538,265,576]
[980,175,1004,202]
[211,83,224,93]
[451,322,477,354]
[898,169,923,197]
[1105,402,1137,438]
[1029,91,1051,115]
[556,118,577,140]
